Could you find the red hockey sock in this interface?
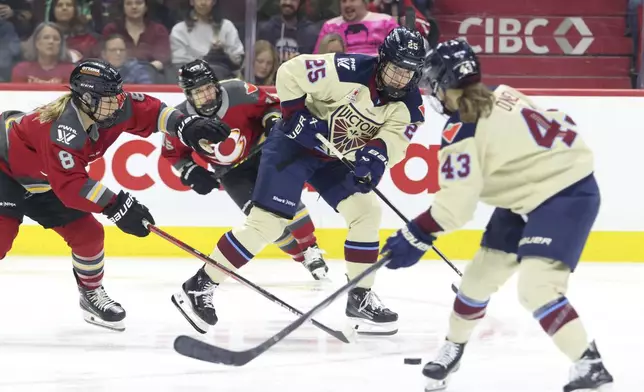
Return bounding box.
[286,209,317,250]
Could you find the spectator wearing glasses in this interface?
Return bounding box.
[101,33,155,84]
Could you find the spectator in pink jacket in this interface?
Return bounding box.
[314,0,397,56]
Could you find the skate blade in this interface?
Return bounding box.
[424,379,448,392]
[574,382,614,392]
[82,310,125,332]
[310,267,329,281]
[171,291,210,334]
[348,317,398,336]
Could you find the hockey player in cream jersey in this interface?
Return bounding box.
[381,39,613,391]
[171,27,426,335]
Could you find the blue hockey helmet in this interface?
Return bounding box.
[422,38,481,98]
[377,27,426,100]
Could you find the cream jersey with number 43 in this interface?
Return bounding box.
[430,85,595,234]
[275,52,425,165]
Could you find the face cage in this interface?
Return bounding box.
[187,82,220,117]
[426,69,452,117]
[82,91,126,129]
[378,61,420,99]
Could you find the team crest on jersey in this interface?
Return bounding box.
[213,128,247,165]
[442,122,462,144]
[243,82,258,95]
[329,104,383,154]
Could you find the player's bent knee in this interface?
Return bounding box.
[337,193,382,241]
[245,206,288,244]
[0,216,20,260]
[54,215,105,256]
[517,257,571,312]
[460,247,518,300]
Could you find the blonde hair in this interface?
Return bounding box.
[254,40,279,85]
[318,33,345,53]
[37,93,73,123]
[455,83,495,122]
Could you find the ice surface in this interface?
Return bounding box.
[0,257,640,392]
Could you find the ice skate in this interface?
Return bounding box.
[172,265,218,334]
[422,340,466,391]
[563,341,614,392]
[75,271,126,332]
[301,244,329,280]
[346,287,398,335]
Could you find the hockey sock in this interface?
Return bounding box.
[0,216,20,260]
[274,231,304,262]
[286,208,317,250]
[447,292,490,344]
[534,296,589,361]
[344,240,379,289]
[53,215,105,289]
[207,231,254,283]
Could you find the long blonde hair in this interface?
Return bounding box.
[454,83,495,122]
[36,93,73,123]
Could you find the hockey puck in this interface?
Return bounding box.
[404,358,422,365]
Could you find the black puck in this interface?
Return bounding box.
[404,358,422,365]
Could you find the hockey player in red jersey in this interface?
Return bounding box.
[161,60,329,292]
[0,59,230,331]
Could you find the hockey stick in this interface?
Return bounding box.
[315,134,462,292]
[173,253,393,366]
[143,221,350,344]
[212,140,265,181]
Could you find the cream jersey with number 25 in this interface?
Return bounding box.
[430,85,595,234]
[275,52,425,165]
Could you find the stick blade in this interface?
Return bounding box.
[174,335,251,366]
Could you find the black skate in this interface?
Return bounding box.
[172,265,218,334]
[346,287,398,335]
[75,271,126,332]
[422,340,466,391]
[563,341,614,392]
[301,244,329,280]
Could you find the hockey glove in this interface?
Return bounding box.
[180,161,220,195]
[281,110,329,150]
[177,115,231,155]
[381,221,436,269]
[103,191,155,237]
[352,140,388,193]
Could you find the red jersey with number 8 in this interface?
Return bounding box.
[0,93,184,214]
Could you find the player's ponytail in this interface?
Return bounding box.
[457,83,495,122]
[36,93,73,124]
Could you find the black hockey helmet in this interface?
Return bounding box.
[377,27,426,100]
[422,38,481,97]
[178,59,222,117]
[70,59,125,129]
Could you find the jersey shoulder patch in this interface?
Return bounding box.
[175,100,191,116]
[398,88,425,124]
[50,104,88,151]
[220,79,260,108]
[440,112,476,149]
[333,53,378,87]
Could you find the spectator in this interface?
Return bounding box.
[0,0,34,39]
[369,0,432,41]
[0,18,21,81]
[32,0,106,32]
[102,33,155,83]
[170,0,244,77]
[256,0,320,64]
[12,22,75,83]
[314,0,397,55]
[253,40,278,85]
[317,32,345,53]
[48,0,100,60]
[102,0,171,72]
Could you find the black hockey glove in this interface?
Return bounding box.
[180,161,220,195]
[103,191,155,237]
[177,115,231,155]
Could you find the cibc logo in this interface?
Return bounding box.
[458,17,595,55]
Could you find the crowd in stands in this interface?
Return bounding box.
[0,0,436,85]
